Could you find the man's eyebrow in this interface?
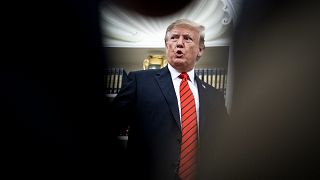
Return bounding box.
[170,32,192,36]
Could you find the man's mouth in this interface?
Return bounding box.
[175,50,184,58]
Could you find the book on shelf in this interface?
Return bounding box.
[104,67,127,95]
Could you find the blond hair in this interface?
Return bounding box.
[164,19,205,49]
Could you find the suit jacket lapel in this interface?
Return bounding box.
[155,66,181,130]
[195,76,208,141]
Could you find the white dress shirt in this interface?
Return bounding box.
[167,64,200,131]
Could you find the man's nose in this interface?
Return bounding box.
[176,36,184,48]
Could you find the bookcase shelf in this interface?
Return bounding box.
[104,67,227,97]
[104,46,229,95]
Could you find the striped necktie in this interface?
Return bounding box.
[178,72,198,180]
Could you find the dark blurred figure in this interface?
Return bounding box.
[2,0,116,178]
[207,0,320,179]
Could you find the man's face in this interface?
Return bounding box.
[165,25,204,72]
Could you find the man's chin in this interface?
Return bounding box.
[173,58,185,64]
[172,60,185,67]
[171,61,190,72]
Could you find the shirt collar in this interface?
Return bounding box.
[168,64,195,84]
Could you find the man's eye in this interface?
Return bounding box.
[170,36,178,41]
[185,37,192,41]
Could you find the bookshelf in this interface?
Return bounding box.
[104,46,229,95]
[104,67,227,96]
[104,67,127,95]
[195,68,227,95]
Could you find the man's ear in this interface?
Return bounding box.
[198,47,204,57]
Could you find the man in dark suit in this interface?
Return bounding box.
[112,19,228,180]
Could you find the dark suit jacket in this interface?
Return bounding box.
[112,66,228,180]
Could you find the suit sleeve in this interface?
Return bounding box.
[110,72,137,136]
[216,91,229,121]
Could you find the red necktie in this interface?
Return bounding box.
[178,72,198,180]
